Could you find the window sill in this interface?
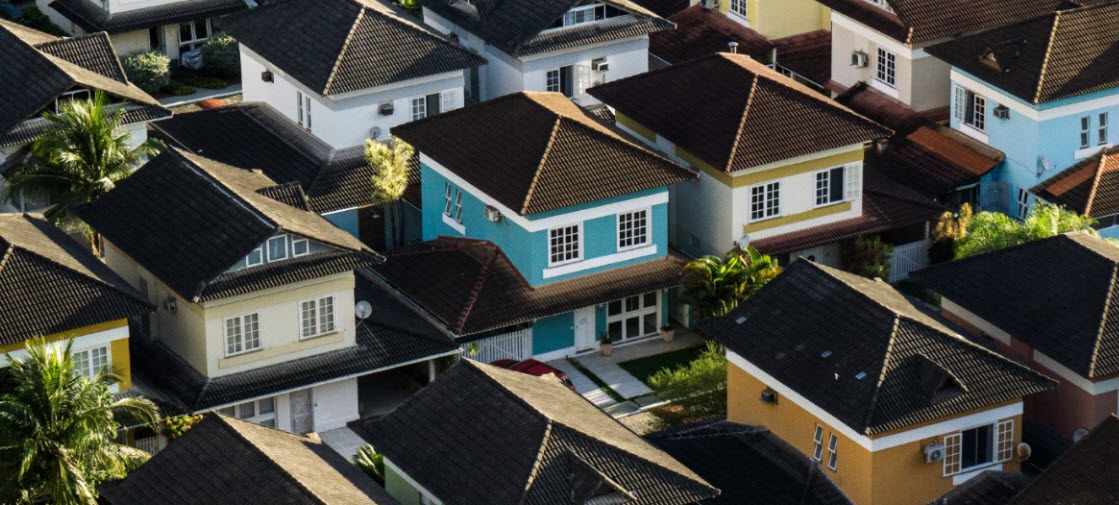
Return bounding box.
[543,244,657,279]
[747,214,784,225]
[442,213,465,235]
[870,79,899,98]
[957,123,988,144]
[1076,143,1114,160]
[299,330,339,342]
[224,347,263,360]
[726,10,750,27]
[950,462,1003,485]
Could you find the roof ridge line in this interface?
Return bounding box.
[322,6,366,95]
[216,417,333,505]
[517,419,553,505]
[861,314,901,433]
[1087,263,1118,378]
[723,73,759,173]
[453,245,498,334]
[0,243,14,278]
[560,113,691,172]
[553,420,714,490]
[1083,154,1108,215]
[519,116,562,215]
[1032,11,1062,104]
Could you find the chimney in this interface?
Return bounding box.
[728,41,739,54]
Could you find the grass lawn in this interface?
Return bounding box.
[618,346,706,387]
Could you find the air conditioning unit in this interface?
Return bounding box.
[378,102,395,116]
[994,105,1010,119]
[483,205,502,223]
[261,70,274,83]
[591,58,609,72]
[851,51,869,68]
[924,443,946,463]
[760,388,778,405]
[163,297,178,312]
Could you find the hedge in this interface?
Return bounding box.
[201,32,240,80]
[122,51,171,93]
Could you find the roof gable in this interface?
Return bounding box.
[1031,146,1119,216]
[818,0,1067,45]
[1008,415,1119,505]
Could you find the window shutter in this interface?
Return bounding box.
[953,86,965,121]
[996,420,1015,462]
[427,93,441,115]
[829,167,844,203]
[440,90,457,111]
[575,65,591,96]
[844,164,861,201]
[943,432,962,475]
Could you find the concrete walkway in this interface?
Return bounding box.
[319,426,368,460]
[158,83,241,107]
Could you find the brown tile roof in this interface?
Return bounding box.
[927,1,1119,104]
[867,126,1003,198]
[1030,147,1119,217]
[47,0,246,35]
[1007,415,1119,505]
[929,471,1030,505]
[834,81,928,135]
[819,0,1066,45]
[772,30,832,86]
[391,92,695,215]
[588,53,891,173]
[649,6,775,65]
[374,237,689,335]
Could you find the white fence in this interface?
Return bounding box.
[889,238,931,282]
[461,328,534,363]
[135,435,165,455]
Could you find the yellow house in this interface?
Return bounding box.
[704,0,830,39]
[697,260,1057,505]
[0,214,151,391]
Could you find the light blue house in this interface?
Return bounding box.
[373,91,697,361]
[926,1,1119,219]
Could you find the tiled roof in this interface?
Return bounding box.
[0,19,168,135]
[927,1,1119,104]
[646,419,854,505]
[700,260,1055,435]
[1007,415,1119,505]
[351,359,719,505]
[219,0,483,96]
[750,169,946,254]
[818,0,1066,45]
[867,126,1003,198]
[772,30,832,86]
[0,214,150,346]
[391,92,695,215]
[375,237,689,335]
[2,104,170,148]
[48,0,246,34]
[833,81,929,135]
[649,5,774,65]
[930,471,1029,505]
[421,0,672,57]
[101,414,400,505]
[911,232,1119,379]
[76,148,382,302]
[588,53,891,173]
[153,102,381,214]
[1030,146,1119,217]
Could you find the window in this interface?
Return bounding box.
[875,48,896,88]
[827,434,838,470]
[864,0,893,11]
[178,18,211,51]
[267,235,288,262]
[148,26,163,51]
[292,236,309,257]
[943,421,1015,475]
[549,224,581,266]
[1100,113,1109,145]
[729,0,747,17]
[411,97,426,121]
[218,398,276,428]
[606,292,659,341]
[454,190,463,223]
[138,277,150,300]
[815,167,845,206]
[300,296,336,339]
[1081,116,1091,148]
[954,86,986,131]
[443,183,463,224]
[546,66,574,97]
[73,346,110,380]
[995,420,1015,462]
[53,89,91,113]
[296,91,304,126]
[749,182,780,221]
[305,96,312,131]
[246,245,264,267]
[443,183,453,216]
[1016,188,1029,220]
[225,313,261,356]
[548,3,624,28]
[617,209,649,250]
[812,425,824,461]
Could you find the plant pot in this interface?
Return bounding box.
[600,342,613,356]
[660,328,675,342]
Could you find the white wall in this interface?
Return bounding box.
[677,170,735,257]
[731,161,863,242]
[520,36,648,105]
[311,378,359,431]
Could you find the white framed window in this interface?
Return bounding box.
[943,421,1015,476]
[292,236,309,257]
[53,88,91,113]
[548,224,582,266]
[729,0,747,18]
[246,245,264,267]
[266,235,288,262]
[178,18,211,50]
[995,420,1014,462]
[827,434,838,471]
[812,424,824,461]
[605,292,659,341]
[546,69,561,93]
[411,97,427,121]
[454,190,463,223]
[305,96,312,131]
[954,86,986,132]
[225,313,261,356]
[845,164,861,201]
[440,90,458,111]
[546,66,587,97]
[300,296,336,339]
[617,209,650,250]
[864,0,893,11]
[218,397,276,428]
[1016,188,1029,220]
[1100,113,1109,145]
[814,167,845,206]
[73,346,110,380]
[749,182,780,221]
[1081,116,1091,148]
[443,183,453,217]
[875,48,896,88]
[296,91,305,128]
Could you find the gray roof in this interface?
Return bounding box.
[48,0,247,34]
[351,359,719,505]
[219,0,484,96]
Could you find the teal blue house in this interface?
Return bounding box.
[373,92,696,361]
[927,1,1119,225]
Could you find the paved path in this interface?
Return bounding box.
[318,426,368,460]
[158,83,242,107]
[547,358,617,408]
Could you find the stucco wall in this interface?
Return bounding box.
[746,0,830,39]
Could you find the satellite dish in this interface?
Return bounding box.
[736,234,750,250]
[355,300,372,320]
[369,126,382,140]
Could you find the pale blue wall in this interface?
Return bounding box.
[325,209,360,238]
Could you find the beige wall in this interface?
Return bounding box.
[748,0,830,39]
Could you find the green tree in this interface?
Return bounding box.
[0,340,161,505]
[365,137,414,249]
[648,341,727,419]
[844,235,894,280]
[354,445,385,485]
[954,203,1097,259]
[682,247,781,319]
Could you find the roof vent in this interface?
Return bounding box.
[735,316,747,324]
[727,41,739,54]
[855,371,867,380]
[820,350,832,358]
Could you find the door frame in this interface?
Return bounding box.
[573,306,595,352]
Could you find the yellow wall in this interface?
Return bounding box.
[0,319,132,390]
[749,0,831,39]
[616,112,656,142]
[676,144,863,189]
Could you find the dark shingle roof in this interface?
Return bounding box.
[772,30,832,86]
[911,232,1119,379]
[646,419,854,505]
[927,1,1119,104]
[588,53,891,173]
[76,148,382,302]
[0,19,168,135]
[375,237,689,335]
[1007,415,1119,505]
[351,359,719,505]
[700,260,1055,435]
[48,0,247,34]
[391,92,695,215]
[867,126,1003,198]
[219,0,483,96]
[930,471,1030,505]
[102,414,399,505]
[0,214,150,345]
[421,0,671,57]
[1030,146,1119,217]
[649,5,775,65]
[818,0,1066,45]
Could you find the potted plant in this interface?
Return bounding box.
[600,331,614,356]
[659,324,675,342]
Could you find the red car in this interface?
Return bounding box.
[490,359,577,391]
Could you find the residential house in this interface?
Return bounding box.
[701,0,829,40]
[1031,147,1119,238]
[102,414,401,505]
[0,18,169,213]
[420,0,672,105]
[349,359,720,505]
[817,0,1069,114]
[699,260,1056,505]
[37,0,247,61]
[377,91,696,360]
[219,0,485,150]
[0,213,150,391]
[76,148,458,434]
[911,232,1119,442]
[927,1,1119,218]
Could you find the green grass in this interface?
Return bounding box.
[618,346,706,386]
[566,359,625,403]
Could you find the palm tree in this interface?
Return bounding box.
[682,247,781,319]
[0,340,160,505]
[4,91,162,242]
[365,137,413,249]
[954,202,1098,259]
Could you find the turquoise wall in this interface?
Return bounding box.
[325,209,359,238]
[533,312,575,355]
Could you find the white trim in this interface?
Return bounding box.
[952,69,1119,121]
[298,295,338,340]
[384,458,443,505]
[543,244,656,279]
[958,123,989,144]
[1075,143,1115,160]
[321,206,362,215]
[830,12,930,60]
[546,222,584,267]
[870,78,900,98]
[223,312,262,357]
[1033,350,1119,394]
[441,213,466,235]
[941,298,1011,346]
[616,207,652,251]
[422,154,669,232]
[533,345,578,362]
[953,464,1003,485]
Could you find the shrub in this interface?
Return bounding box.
[843,235,894,280]
[122,51,171,93]
[201,32,240,79]
[19,6,68,36]
[163,414,203,440]
[648,341,727,418]
[354,445,385,485]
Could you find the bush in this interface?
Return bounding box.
[843,235,894,280]
[19,6,68,36]
[648,341,727,418]
[163,414,203,440]
[354,445,385,485]
[122,51,171,93]
[201,32,240,80]
[172,68,229,89]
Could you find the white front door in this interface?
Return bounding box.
[573,306,595,352]
[290,389,314,434]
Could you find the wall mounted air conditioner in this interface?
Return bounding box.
[924,443,945,463]
[760,388,778,405]
[483,205,502,223]
[163,297,177,312]
[851,51,869,68]
[591,58,609,72]
[379,102,395,116]
[261,70,273,83]
[994,105,1010,119]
